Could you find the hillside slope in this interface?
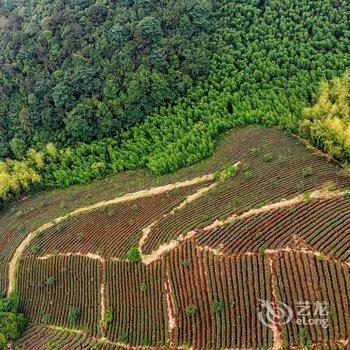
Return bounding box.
[0,127,349,349]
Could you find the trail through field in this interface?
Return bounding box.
[164,271,177,347]
[37,252,105,261]
[267,253,284,350]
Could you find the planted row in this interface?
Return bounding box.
[16,325,122,350]
[275,251,350,347]
[198,197,350,261]
[143,129,350,254]
[18,256,101,335]
[166,239,273,349]
[105,260,168,346]
[23,183,206,261]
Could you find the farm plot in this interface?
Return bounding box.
[197,197,350,261]
[166,239,273,349]
[17,256,101,335]
[0,126,272,293]
[105,259,168,346]
[275,251,350,347]
[22,184,206,261]
[16,325,123,350]
[142,132,350,255]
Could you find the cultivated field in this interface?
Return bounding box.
[1,127,349,349]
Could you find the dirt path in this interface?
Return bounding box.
[267,253,284,350]
[99,260,107,338]
[197,245,350,268]
[7,171,216,296]
[164,271,177,347]
[37,252,105,261]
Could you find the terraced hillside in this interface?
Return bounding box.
[1,127,349,349]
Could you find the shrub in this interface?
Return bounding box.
[41,314,51,324]
[185,304,197,316]
[117,332,129,344]
[262,153,274,162]
[68,307,81,326]
[139,283,148,292]
[244,170,253,180]
[212,300,224,313]
[302,167,313,178]
[104,308,113,325]
[214,165,237,183]
[302,191,312,200]
[127,247,141,262]
[46,277,56,286]
[182,259,191,267]
[255,231,263,240]
[31,244,41,256]
[131,204,139,212]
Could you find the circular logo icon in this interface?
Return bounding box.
[258,299,293,327]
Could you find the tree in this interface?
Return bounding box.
[0,293,27,348]
[9,137,27,159]
[64,99,98,144]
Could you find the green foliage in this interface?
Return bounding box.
[214,165,237,183]
[41,314,51,324]
[117,332,129,344]
[139,283,148,292]
[104,309,113,325]
[244,170,253,180]
[185,304,197,316]
[127,247,141,262]
[68,307,81,326]
[182,259,191,267]
[302,191,312,200]
[0,160,41,203]
[0,293,27,348]
[262,153,274,163]
[302,167,314,178]
[298,328,312,348]
[212,300,224,313]
[0,0,218,156]
[30,244,41,256]
[46,277,56,286]
[344,191,350,199]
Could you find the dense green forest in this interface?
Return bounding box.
[0,0,349,206]
[0,0,218,156]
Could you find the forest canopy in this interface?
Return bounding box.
[0,0,218,157]
[0,0,349,207]
[300,70,350,165]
